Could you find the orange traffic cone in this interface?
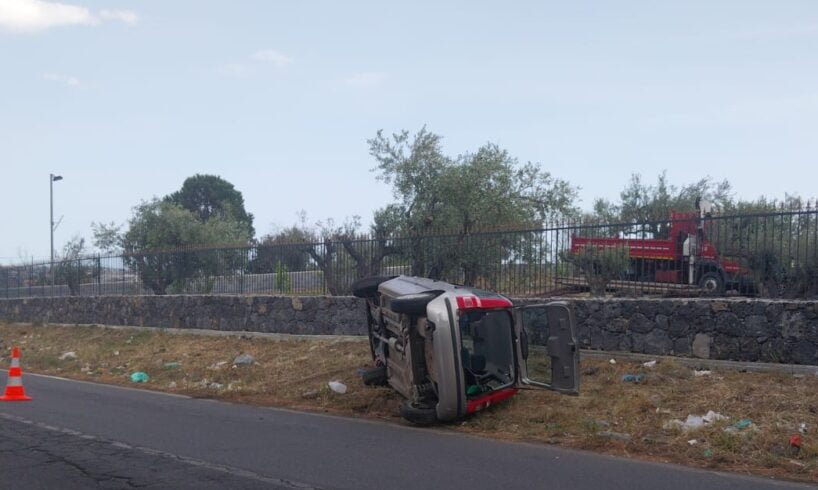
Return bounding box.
[0,346,32,401]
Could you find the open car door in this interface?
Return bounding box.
[514,301,579,395]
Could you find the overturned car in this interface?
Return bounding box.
[352,275,580,424]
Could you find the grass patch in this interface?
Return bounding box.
[0,322,815,483]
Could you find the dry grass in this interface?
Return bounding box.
[0,322,815,483]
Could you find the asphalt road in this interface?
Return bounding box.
[0,373,812,490]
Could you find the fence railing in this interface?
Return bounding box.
[2,208,817,299]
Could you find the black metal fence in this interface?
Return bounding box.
[2,207,817,299]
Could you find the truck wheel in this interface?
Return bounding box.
[389,292,440,315]
[351,276,397,298]
[360,366,388,386]
[399,400,438,425]
[699,272,724,296]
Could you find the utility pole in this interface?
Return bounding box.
[50,173,63,288]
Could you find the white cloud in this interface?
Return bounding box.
[344,71,387,88]
[43,72,79,86]
[0,0,138,33]
[98,8,137,25]
[251,49,292,68]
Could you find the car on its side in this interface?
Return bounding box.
[352,275,580,424]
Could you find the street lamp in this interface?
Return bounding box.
[50,174,63,287]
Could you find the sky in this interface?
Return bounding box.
[1,0,817,263]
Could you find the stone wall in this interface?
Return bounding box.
[0,296,367,336]
[517,298,818,365]
[0,295,816,365]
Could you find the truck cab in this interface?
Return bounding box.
[353,275,579,424]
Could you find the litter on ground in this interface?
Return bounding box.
[642,360,657,368]
[328,381,348,394]
[663,411,728,431]
[693,370,712,377]
[130,371,149,383]
[233,353,255,366]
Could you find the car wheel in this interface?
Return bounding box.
[389,292,440,315]
[360,366,388,386]
[699,272,724,296]
[351,276,397,298]
[399,400,438,425]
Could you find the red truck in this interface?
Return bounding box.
[570,200,747,294]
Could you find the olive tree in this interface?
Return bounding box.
[368,127,578,286]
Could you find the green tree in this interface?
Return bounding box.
[368,127,578,285]
[166,174,255,237]
[91,221,123,254]
[251,225,313,274]
[598,171,733,237]
[54,235,98,296]
[122,200,251,294]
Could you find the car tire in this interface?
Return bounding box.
[699,272,724,296]
[399,400,438,425]
[389,292,440,315]
[351,276,397,298]
[360,366,388,386]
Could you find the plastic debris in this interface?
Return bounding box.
[703,411,728,423]
[208,382,224,390]
[693,370,712,377]
[609,359,617,365]
[233,354,255,366]
[655,408,671,414]
[642,360,657,368]
[130,371,149,383]
[703,449,714,458]
[163,362,181,369]
[208,361,228,370]
[622,374,645,383]
[59,351,77,361]
[799,422,807,435]
[687,439,698,446]
[328,381,347,394]
[724,418,754,434]
[113,350,120,356]
[663,411,728,431]
[790,434,802,449]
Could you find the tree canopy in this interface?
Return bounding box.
[121,200,251,294]
[166,174,255,237]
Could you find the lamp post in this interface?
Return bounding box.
[50,173,63,287]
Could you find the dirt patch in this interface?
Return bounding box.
[0,323,815,483]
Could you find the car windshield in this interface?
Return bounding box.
[458,310,515,396]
